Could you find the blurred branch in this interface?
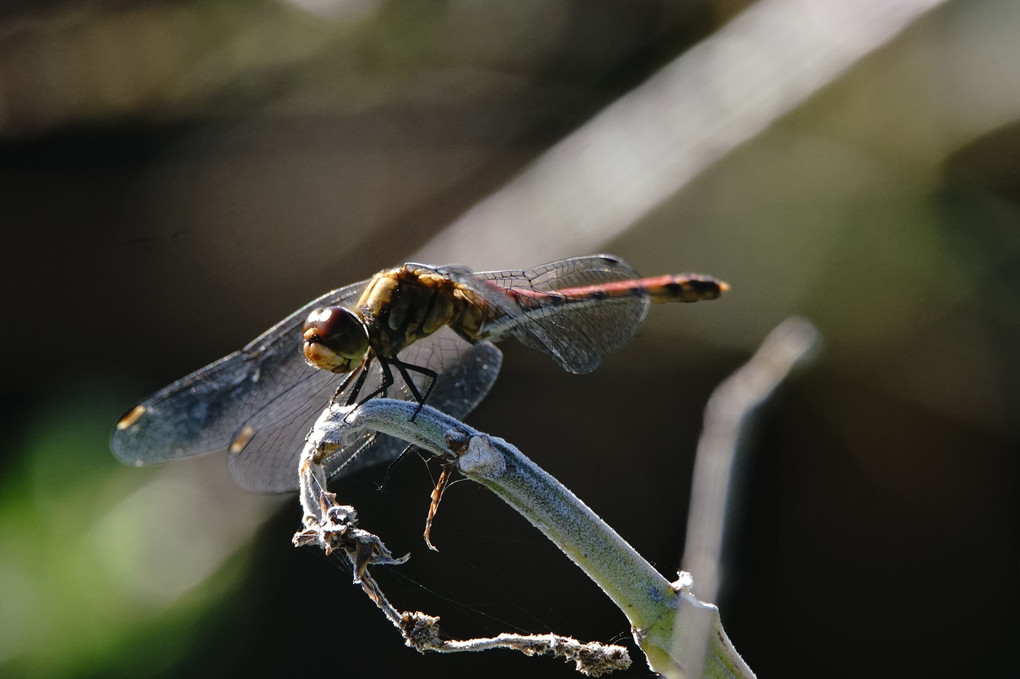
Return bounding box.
[415,0,949,268]
[683,317,821,601]
[678,317,820,679]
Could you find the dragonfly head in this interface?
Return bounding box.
[303,306,370,373]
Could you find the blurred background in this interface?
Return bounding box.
[1,0,1017,677]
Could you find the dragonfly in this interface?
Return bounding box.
[112,254,728,492]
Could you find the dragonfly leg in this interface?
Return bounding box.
[355,356,395,405]
[331,355,371,406]
[388,357,438,421]
[376,444,420,491]
[347,353,436,419]
[342,355,377,407]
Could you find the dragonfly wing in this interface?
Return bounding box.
[112,279,369,485]
[223,363,341,492]
[320,328,503,480]
[449,254,651,374]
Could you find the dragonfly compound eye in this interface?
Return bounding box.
[302,306,370,373]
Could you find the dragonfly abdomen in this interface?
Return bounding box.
[601,273,729,303]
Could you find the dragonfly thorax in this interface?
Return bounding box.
[354,266,488,359]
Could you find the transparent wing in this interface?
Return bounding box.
[441,254,651,374]
[111,278,371,470]
[228,328,502,492]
